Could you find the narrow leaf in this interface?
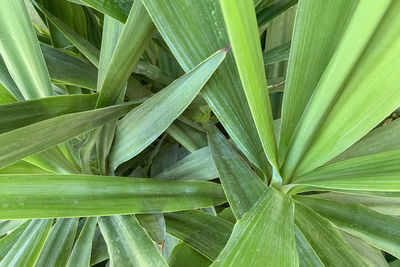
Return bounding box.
[66,217,98,267]
[207,124,266,219]
[155,146,218,181]
[220,0,279,174]
[212,187,298,266]
[98,215,167,267]
[0,219,52,267]
[0,174,226,219]
[35,218,79,267]
[0,0,53,99]
[295,195,400,258]
[110,48,228,170]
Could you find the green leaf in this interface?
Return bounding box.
[98,215,167,267]
[263,41,291,65]
[206,124,266,219]
[79,0,132,23]
[35,218,79,267]
[167,242,211,267]
[292,150,400,192]
[142,0,269,173]
[110,48,228,170]
[66,217,98,267]
[0,100,138,169]
[41,43,98,90]
[312,192,400,216]
[0,0,53,99]
[294,226,323,267]
[155,146,218,181]
[164,210,233,261]
[294,201,366,266]
[220,0,279,175]
[332,118,400,163]
[96,0,155,108]
[295,195,400,258]
[0,160,52,174]
[257,0,298,30]
[136,213,166,245]
[0,174,226,219]
[34,2,100,67]
[0,84,17,105]
[0,57,23,101]
[0,219,52,267]
[341,231,389,267]
[90,226,109,265]
[212,187,298,266]
[0,220,26,236]
[0,94,97,134]
[283,0,400,178]
[278,0,358,167]
[0,221,30,261]
[166,120,207,153]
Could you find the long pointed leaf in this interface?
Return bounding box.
[142,0,269,173]
[110,48,228,170]
[212,187,298,266]
[0,174,226,219]
[98,215,167,267]
[220,0,279,175]
[0,0,53,99]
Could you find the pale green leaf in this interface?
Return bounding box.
[79,0,132,23]
[0,160,52,174]
[212,187,298,266]
[295,195,400,258]
[0,221,30,261]
[142,0,269,172]
[0,0,53,99]
[0,219,52,267]
[167,242,211,267]
[110,48,228,170]
[34,2,100,67]
[0,94,97,134]
[206,123,266,219]
[66,217,98,267]
[0,174,226,219]
[284,0,400,178]
[164,210,233,261]
[98,215,167,267]
[0,100,138,169]
[220,0,279,175]
[136,213,166,245]
[35,218,79,267]
[155,146,218,181]
[278,0,358,167]
[294,201,366,266]
[96,0,155,108]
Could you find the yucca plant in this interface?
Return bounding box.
[0,0,399,266]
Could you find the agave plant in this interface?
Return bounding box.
[0,0,399,266]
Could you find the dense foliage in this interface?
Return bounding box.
[0,0,399,266]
